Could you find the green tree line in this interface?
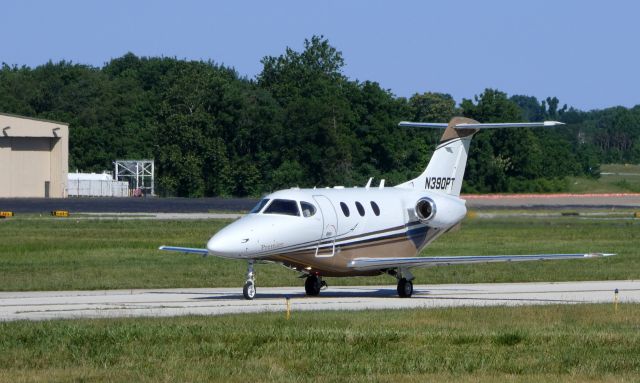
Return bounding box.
[1,36,638,196]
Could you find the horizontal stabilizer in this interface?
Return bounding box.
[348,253,614,271]
[158,245,209,255]
[396,117,566,196]
[398,121,565,129]
[398,122,449,128]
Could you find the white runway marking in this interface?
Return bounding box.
[1,280,638,321]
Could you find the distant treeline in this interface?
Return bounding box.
[1,36,639,196]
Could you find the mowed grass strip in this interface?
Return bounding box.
[568,163,640,193]
[1,304,639,382]
[0,215,638,291]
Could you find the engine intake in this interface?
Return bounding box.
[415,197,436,222]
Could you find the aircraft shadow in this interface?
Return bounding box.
[191,287,399,300]
[150,288,579,303]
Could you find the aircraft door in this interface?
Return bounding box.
[312,195,338,257]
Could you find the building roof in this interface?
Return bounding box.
[0,112,69,126]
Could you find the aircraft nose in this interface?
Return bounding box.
[206,231,251,258]
[205,215,263,257]
[206,235,222,255]
[207,235,233,257]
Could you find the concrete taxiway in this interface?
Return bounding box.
[1,280,638,321]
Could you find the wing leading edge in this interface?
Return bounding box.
[348,253,615,271]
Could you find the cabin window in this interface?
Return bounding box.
[355,201,365,216]
[263,199,300,216]
[370,201,380,216]
[250,198,270,214]
[340,202,350,217]
[300,201,316,217]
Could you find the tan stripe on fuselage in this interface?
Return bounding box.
[267,227,443,277]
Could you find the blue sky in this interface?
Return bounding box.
[2,0,639,111]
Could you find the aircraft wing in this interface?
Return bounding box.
[348,253,614,271]
[158,246,209,256]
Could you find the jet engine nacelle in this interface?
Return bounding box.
[414,194,467,229]
[415,197,436,222]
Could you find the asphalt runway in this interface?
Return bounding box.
[0,197,259,213]
[2,280,637,321]
[0,193,638,214]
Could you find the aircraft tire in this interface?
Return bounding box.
[305,275,321,296]
[397,278,413,298]
[243,281,256,300]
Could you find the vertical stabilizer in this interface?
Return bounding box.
[396,117,564,196]
[396,117,479,196]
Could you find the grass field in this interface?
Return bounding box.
[1,304,639,382]
[0,212,638,291]
[568,163,640,193]
[1,211,638,382]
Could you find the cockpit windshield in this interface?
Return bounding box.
[300,201,316,217]
[249,198,270,214]
[263,199,300,216]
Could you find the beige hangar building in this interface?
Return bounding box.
[0,113,69,198]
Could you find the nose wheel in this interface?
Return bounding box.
[243,280,256,300]
[243,261,256,300]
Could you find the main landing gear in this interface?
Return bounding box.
[304,274,327,296]
[394,268,414,298]
[397,278,413,298]
[243,261,256,300]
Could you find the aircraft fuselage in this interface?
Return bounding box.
[206,187,467,276]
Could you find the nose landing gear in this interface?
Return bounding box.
[243,261,256,300]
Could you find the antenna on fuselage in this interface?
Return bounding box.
[365,177,373,189]
[379,179,385,189]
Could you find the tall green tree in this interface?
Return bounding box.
[258,35,359,187]
[1,39,635,196]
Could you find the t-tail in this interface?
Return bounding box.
[395,117,565,197]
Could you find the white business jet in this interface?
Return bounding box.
[160,117,613,299]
